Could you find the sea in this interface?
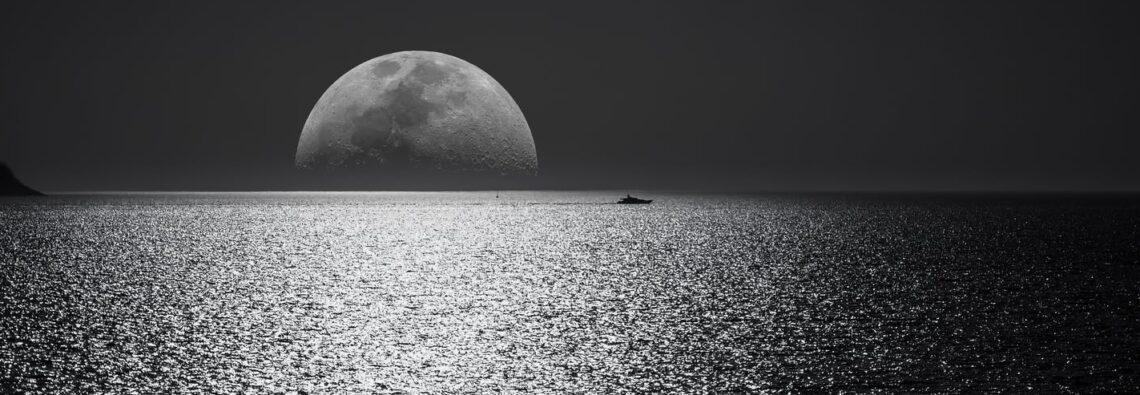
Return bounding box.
[1,191,1139,393]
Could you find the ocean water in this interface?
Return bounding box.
[1,192,1139,393]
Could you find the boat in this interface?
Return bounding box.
[617,194,652,204]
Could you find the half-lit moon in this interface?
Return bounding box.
[295,51,537,175]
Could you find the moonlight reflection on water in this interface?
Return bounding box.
[1,192,1139,392]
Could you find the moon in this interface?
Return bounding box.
[295,51,537,176]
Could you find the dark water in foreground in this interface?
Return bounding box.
[2,192,1139,393]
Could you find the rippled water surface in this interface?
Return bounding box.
[2,192,1139,393]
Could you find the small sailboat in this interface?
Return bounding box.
[617,194,652,204]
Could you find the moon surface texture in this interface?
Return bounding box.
[295,51,537,176]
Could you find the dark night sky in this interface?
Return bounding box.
[2,1,1139,191]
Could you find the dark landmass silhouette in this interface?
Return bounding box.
[0,162,42,196]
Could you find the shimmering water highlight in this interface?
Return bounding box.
[2,192,1139,392]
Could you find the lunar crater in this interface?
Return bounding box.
[370,60,402,78]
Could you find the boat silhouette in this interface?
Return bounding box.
[617,194,652,204]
